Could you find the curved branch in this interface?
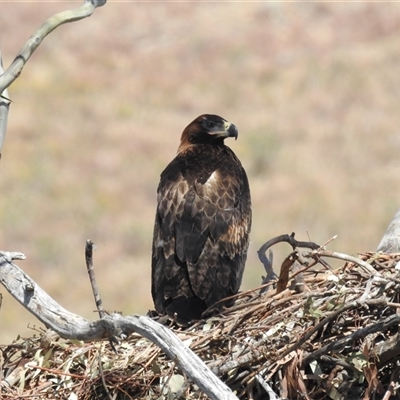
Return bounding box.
[311,249,381,277]
[0,0,106,95]
[0,254,238,400]
[257,233,319,285]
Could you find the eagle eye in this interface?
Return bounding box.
[203,121,215,130]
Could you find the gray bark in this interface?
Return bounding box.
[0,254,238,400]
[377,209,400,253]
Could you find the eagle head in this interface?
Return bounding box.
[178,114,238,152]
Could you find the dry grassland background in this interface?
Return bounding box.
[0,1,399,342]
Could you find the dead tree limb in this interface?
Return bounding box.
[85,239,105,319]
[0,0,106,95]
[302,305,400,366]
[0,0,106,158]
[0,254,238,400]
[377,209,400,253]
[0,50,11,160]
[257,233,319,290]
[309,248,381,277]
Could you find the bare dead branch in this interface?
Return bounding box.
[302,299,396,366]
[0,254,238,400]
[310,249,381,276]
[259,249,275,294]
[279,300,362,362]
[0,0,106,157]
[257,233,319,289]
[98,345,113,400]
[378,209,400,253]
[0,1,106,94]
[85,239,105,319]
[1,249,400,398]
[259,233,319,254]
[375,332,400,368]
[0,50,10,160]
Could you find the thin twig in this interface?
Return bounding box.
[98,345,113,400]
[278,300,361,361]
[85,240,105,319]
[302,298,392,366]
[255,373,280,400]
[319,235,338,248]
[382,382,395,400]
[319,355,360,374]
[27,364,85,380]
[279,284,387,363]
[311,249,381,276]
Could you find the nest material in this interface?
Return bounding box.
[1,252,400,400]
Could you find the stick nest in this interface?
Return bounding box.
[1,251,400,400]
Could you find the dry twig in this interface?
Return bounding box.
[1,247,400,398]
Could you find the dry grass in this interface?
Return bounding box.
[0,2,400,342]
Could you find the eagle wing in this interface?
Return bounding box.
[152,147,251,320]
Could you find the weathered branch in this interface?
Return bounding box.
[0,0,106,157]
[377,209,400,253]
[0,254,238,400]
[280,292,386,363]
[375,331,400,367]
[308,248,381,277]
[85,239,105,319]
[0,0,106,96]
[257,233,319,288]
[303,307,400,366]
[0,50,10,160]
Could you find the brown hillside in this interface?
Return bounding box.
[0,2,399,342]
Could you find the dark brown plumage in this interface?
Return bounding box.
[151,114,251,324]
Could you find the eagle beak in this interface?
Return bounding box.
[225,122,238,140]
